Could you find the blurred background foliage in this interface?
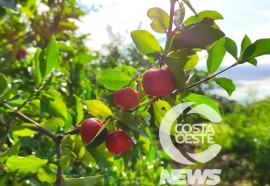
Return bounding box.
[0,0,269,185]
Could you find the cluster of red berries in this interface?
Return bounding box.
[80,68,175,154]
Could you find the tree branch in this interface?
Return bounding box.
[0,102,57,141]
[185,62,239,90]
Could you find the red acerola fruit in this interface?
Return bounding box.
[16,49,27,60]
[113,87,139,110]
[142,68,175,97]
[105,130,133,154]
[80,118,103,144]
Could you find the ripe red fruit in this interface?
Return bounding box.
[113,87,139,110]
[80,118,103,144]
[16,49,27,60]
[105,130,133,154]
[142,68,175,97]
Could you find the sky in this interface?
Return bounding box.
[78,0,270,102]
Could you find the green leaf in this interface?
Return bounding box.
[33,48,42,84]
[165,55,187,90]
[115,110,150,139]
[62,135,94,164]
[122,151,133,170]
[63,176,103,186]
[184,53,199,70]
[214,77,236,96]
[0,0,17,11]
[45,36,59,76]
[84,100,112,119]
[207,38,226,74]
[50,98,68,120]
[114,65,136,77]
[87,143,114,168]
[96,69,133,90]
[0,142,20,163]
[184,10,223,25]
[41,117,65,133]
[153,99,176,135]
[75,97,84,125]
[182,93,220,114]
[6,155,47,175]
[12,123,37,137]
[37,164,57,184]
[170,23,225,50]
[147,7,170,33]
[59,152,75,170]
[131,30,162,61]
[240,38,270,62]
[225,37,238,60]
[0,73,8,95]
[240,35,251,55]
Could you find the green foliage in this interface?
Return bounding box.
[207,38,226,74]
[6,155,47,175]
[214,77,236,96]
[147,7,170,33]
[96,69,133,90]
[63,176,103,186]
[0,0,270,185]
[130,30,162,61]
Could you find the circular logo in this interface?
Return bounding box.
[159,102,222,165]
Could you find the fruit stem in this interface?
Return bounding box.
[164,0,177,53]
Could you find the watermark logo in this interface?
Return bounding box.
[159,102,222,185]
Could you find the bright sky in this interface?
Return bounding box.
[78,0,270,102]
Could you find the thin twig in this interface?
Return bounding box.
[0,102,57,141]
[185,62,239,90]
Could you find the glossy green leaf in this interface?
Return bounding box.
[131,30,161,60]
[59,152,75,170]
[0,73,8,95]
[182,93,220,114]
[207,38,226,74]
[62,135,94,164]
[0,142,20,163]
[240,35,251,55]
[184,10,223,25]
[225,37,238,60]
[87,143,114,168]
[171,23,225,50]
[41,117,65,133]
[114,65,136,77]
[37,164,57,184]
[240,38,270,62]
[63,176,103,186]
[115,110,150,139]
[147,7,170,33]
[50,98,68,120]
[153,100,172,128]
[75,96,84,125]
[84,100,112,119]
[165,56,187,91]
[12,123,37,137]
[96,69,132,90]
[6,155,47,175]
[184,53,199,70]
[34,48,42,84]
[45,36,59,76]
[214,77,236,96]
